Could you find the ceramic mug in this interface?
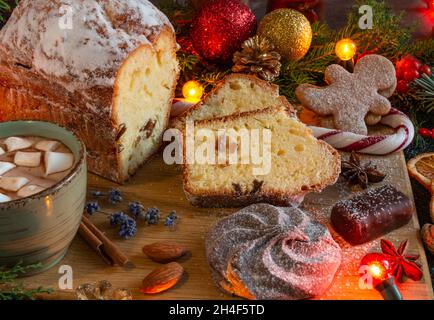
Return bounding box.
[0,121,86,274]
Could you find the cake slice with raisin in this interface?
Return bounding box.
[172,74,294,131]
[183,106,340,207]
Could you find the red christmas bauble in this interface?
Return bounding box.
[191,0,257,62]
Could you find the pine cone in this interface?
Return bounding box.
[232,36,281,82]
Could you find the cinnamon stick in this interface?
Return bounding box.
[79,215,130,267]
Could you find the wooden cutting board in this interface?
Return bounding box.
[24,151,433,300]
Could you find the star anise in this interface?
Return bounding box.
[381,239,422,283]
[340,151,386,189]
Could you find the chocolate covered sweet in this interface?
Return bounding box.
[205,204,342,300]
[331,185,412,245]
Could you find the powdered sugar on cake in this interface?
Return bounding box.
[0,0,172,91]
[205,204,342,300]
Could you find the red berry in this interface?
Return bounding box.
[396,80,410,94]
[418,128,432,138]
[395,68,404,80]
[419,65,432,76]
[400,54,422,72]
[403,69,420,81]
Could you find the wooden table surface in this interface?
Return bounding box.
[7,0,433,300]
[25,150,434,300]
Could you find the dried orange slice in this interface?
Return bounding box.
[407,153,434,191]
[298,107,321,126]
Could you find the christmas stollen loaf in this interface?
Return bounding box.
[0,0,179,182]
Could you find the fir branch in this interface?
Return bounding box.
[0,0,18,22]
[404,109,434,158]
[348,0,413,61]
[0,0,11,23]
[198,70,230,91]
[177,52,199,73]
[414,74,434,114]
[158,0,195,36]
[407,38,434,65]
[0,262,53,300]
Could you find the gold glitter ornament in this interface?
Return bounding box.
[258,9,312,61]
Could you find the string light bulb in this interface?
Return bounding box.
[335,38,357,61]
[367,261,387,283]
[182,80,204,103]
[360,253,402,300]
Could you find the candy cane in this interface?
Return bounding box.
[309,108,415,155]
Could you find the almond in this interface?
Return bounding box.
[142,242,189,263]
[141,262,184,294]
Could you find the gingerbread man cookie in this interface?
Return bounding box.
[295,54,397,135]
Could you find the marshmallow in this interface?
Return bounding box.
[0,147,4,155]
[45,152,74,175]
[0,192,11,203]
[0,177,29,192]
[35,140,60,152]
[14,151,42,167]
[17,185,46,198]
[0,161,16,175]
[4,137,32,152]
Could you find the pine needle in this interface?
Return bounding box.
[414,74,434,114]
[0,262,53,300]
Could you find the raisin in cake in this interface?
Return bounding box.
[172,74,294,130]
[0,0,179,182]
[183,107,341,207]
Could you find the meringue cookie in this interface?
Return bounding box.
[206,203,342,300]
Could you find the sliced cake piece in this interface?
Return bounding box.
[183,107,340,207]
[172,74,294,130]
